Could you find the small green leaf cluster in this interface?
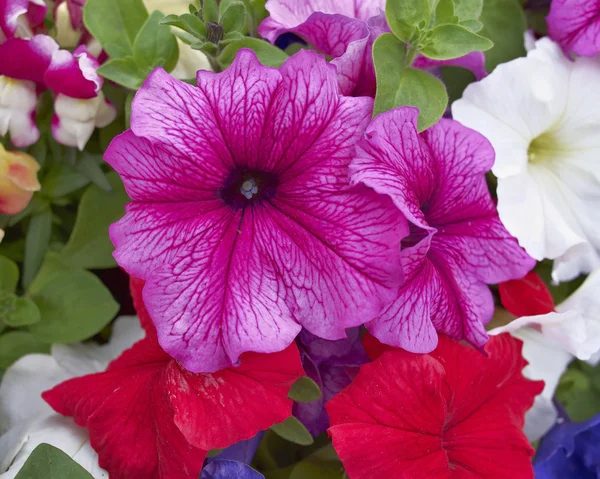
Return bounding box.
[84,0,180,89]
[160,0,287,71]
[161,0,247,56]
[374,0,493,130]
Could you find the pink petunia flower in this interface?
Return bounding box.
[547,0,600,57]
[350,107,535,353]
[42,278,305,479]
[0,0,46,40]
[259,0,487,97]
[105,49,406,373]
[0,35,58,147]
[45,45,117,150]
[327,333,543,479]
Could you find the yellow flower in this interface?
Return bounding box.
[0,145,41,215]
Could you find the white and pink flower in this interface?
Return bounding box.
[45,46,117,150]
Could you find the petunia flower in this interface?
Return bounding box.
[0,35,58,147]
[42,277,305,479]
[350,106,534,353]
[104,49,406,373]
[547,0,600,57]
[534,411,600,478]
[259,0,487,97]
[0,144,40,215]
[491,269,600,441]
[45,45,117,150]
[293,328,368,435]
[0,0,46,40]
[0,316,144,479]
[452,37,600,282]
[327,333,544,479]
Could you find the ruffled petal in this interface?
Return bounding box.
[547,0,600,56]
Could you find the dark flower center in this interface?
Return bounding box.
[401,221,430,250]
[218,169,279,209]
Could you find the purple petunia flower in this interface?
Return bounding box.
[547,0,600,57]
[534,412,600,478]
[294,328,368,435]
[105,49,406,373]
[350,107,535,352]
[259,0,487,97]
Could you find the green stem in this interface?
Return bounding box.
[405,45,419,66]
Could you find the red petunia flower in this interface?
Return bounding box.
[42,278,305,479]
[327,334,543,479]
[498,271,555,318]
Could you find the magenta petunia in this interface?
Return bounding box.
[259,0,487,97]
[547,0,600,57]
[350,107,535,352]
[105,49,406,373]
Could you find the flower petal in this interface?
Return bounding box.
[201,460,264,479]
[547,0,600,56]
[45,47,102,99]
[0,35,58,83]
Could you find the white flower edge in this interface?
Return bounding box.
[452,37,600,282]
[0,316,144,477]
[490,269,600,440]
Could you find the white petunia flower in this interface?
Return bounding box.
[452,38,600,283]
[490,269,600,441]
[0,316,144,479]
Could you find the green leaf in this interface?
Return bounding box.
[42,163,90,198]
[74,153,112,192]
[0,331,49,369]
[219,37,288,68]
[83,0,149,58]
[60,173,129,269]
[434,0,457,26]
[479,0,527,71]
[14,444,94,479]
[453,0,483,21]
[290,461,345,479]
[28,254,119,343]
[386,0,430,43]
[460,19,484,32]
[22,209,53,289]
[373,34,448,131]
[270,417,314,446]
[4,297,41,327]
[160,14,184,28]
[180,13,208,38]
[441,65,475,104]
[203,0,219,23]
[0,255,19,292]
[0,290,16,323]
[97,57,146,90]
[220,3,246,33]
[420,24,493,60]
[289,376,322,403]
[134,11,180,73]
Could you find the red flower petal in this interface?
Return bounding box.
[327,335,542,479]
[44,297,305,479]
[169,344,306,450]
[498,271,555,317]
[361,331,399,361]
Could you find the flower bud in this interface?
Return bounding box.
[0,145,41,215]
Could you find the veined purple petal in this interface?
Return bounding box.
[351,107,534,352]
[413,51,488,80]
[547,0,600,57]
[107,49,406,373]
